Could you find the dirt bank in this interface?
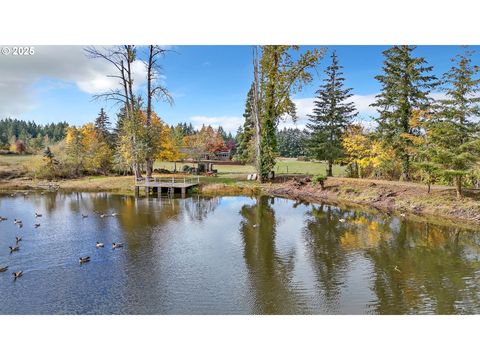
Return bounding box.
[264,177,480,227]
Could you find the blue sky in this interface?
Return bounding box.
[2,45,479,134]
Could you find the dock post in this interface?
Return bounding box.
[181,187,186,198]
[145,186,149,197]
[158,187,162,198]
[135,186,139,197]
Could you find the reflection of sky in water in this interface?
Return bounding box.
[0,192,480,314]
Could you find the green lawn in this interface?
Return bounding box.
[154,158,345,177]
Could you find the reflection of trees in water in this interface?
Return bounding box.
[183,196,220,222]
[39,191,60,214]
[365,220,480,314]
[239,196,298,314]
[303,204,352,312]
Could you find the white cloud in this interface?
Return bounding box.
[189,115,243,134]
[0,45,148,117]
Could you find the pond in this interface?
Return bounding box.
[1,192,480,314]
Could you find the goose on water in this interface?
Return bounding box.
[34,223,41,228]
[13,271,23,279]
[96,242,104,248]
[112,242,124,249]
[9,245,20,253]
[0,216,7,221]
[35,212,42,218]
[15,236,22,243]
[82,214,88,218]
[13,219,22,225]
[0,266,8,272]
[79,256,91,264]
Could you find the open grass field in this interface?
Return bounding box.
[154,157,346,177]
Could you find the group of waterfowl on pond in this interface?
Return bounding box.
[0,197,124,280]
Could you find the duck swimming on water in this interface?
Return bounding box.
[79,256,91,264]
[112,242,124,249]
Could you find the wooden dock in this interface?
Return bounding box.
[134,176,200,198]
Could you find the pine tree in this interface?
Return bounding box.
[94,108,111,140]
[307,51,357,176]
[423,49,480,198]
[372,45,438,180]
[235,84,256,163]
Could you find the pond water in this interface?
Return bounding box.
[1,192,480,314]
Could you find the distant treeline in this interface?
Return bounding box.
[0,118,68,149]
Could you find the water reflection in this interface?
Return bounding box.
[1,192,480,314]
[240,196,299,314]
[303,205,351,313]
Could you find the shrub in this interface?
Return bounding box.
[311,174,327,190]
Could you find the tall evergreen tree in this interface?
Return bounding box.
[307,51,357,176]
[235,84,256,163]
[372,45,438,180]
[94,108,111,140]
[423,49,480,198]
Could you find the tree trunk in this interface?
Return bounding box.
[252,47,262,183]
[146,159,154,178]
[400,155,410,181]
[145,46,154,179]
[455,175,463,199]
[327,160,333,177]
[133,163,142,179]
